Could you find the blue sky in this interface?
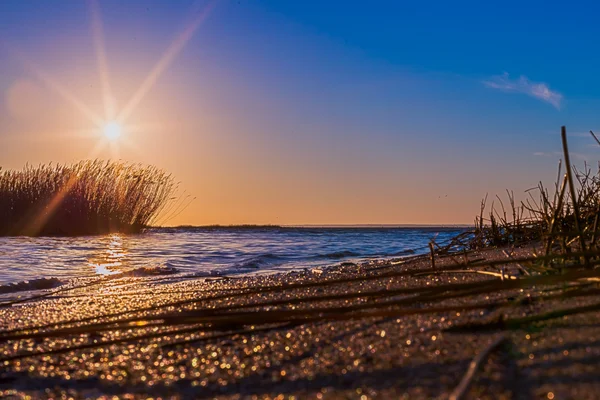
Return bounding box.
[0,0,599,224]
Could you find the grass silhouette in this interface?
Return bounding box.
[458,127,600,271]
[0,160,175,236]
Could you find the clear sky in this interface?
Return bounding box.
[1,0,599,226]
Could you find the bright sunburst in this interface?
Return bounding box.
[8,0,215,159]
[103,121,121,141]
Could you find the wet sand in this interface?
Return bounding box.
[1,246,600,399]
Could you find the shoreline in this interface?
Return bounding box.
[2,246,600,399]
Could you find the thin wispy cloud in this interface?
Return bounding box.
[484,72,563,109]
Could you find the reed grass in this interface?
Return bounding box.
[0,160,175,236]
[461,127,600,272]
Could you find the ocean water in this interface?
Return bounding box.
[0,226,468,290]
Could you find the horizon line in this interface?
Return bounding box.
[157,223,474,229]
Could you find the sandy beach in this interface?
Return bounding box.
[1,246,600,399]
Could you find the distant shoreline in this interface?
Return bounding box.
[160,224,474,230]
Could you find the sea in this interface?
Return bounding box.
[0,226,469,292]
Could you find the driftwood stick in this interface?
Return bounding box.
[449,334,509,400]
[413,269,517,279]
[502,249,530,276]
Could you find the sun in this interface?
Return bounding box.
[103,121,121,141]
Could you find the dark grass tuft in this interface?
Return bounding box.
[0,160,175,236]
[444,127,600,271]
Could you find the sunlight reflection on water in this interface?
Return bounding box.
[88,234,125,275]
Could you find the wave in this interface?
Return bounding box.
[111,265,179,278]
[387,249,416,256]
[0,277,62,294]
[231,248,416,271]
[313,248,417,261]
[232,253,283,269]
[315,250,361,259]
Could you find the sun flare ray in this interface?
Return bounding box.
[117,0,217,123]
[24,173,79,236]
[89,0,116,120]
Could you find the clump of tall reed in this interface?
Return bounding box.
[0,160,175,236]
[462,127,600,271]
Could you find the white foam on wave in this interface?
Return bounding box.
[0,277,62,294]
[110,265,180,278]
